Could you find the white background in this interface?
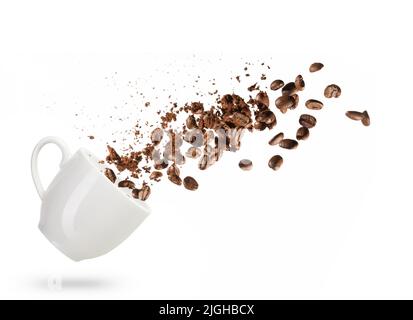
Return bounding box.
[0,0,412,299]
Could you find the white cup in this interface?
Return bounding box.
[31,136,151,261]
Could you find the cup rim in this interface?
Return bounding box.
[75,147,151,216]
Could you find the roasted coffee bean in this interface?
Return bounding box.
[154,158,169,170]
[279,139,299,149]
[191,102,204,114]
[270,79,284,91]
[305,99,324,110]
[138,185,151,201]
[239,159,253,171]
[345,111,364,121]
[131,188,140,199]
[167,164,180,177]
[150,128,163,145]
[299,114,317,128]
[254,121,267,131]
[186,115,197,129]
[106,146,121,163]
[362,111,370,126]
[149,171,163,182]
[268,155,283,170]
[104,168,116,183]
[296,126,310,140]
[183,176,199,191]
[295,75,305,91]
[185,146,202,159]
[168,174,182,186]
[309,62,324,73]
[118,179,135,189]
[232,112,251,127]
[198,154,209,170]
[256,110,276,125]
[269,132,284,146]
[256,91,270,107]
[324,84,341,98]
[282,82,297,96]
[290,94,299,110]
[275,95,295,113]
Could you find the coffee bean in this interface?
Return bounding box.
[290,94,299,110]
[183,176,199,191]
[198,154,209,170]
[186,115,197,129]
[296,126,310,140]
[149,171,163,182]
[131,188,139,199]
[324,84,341,98]
[239,159,253,171]
[154,158,169,170]
[150,128,163,145]
[282,82,297,96]
[256,91,270,107]
[191,102,204,114]
[295,75,305,91]
[305,99,324,110]
[168,174,182,186]
[309,62,324,73]
[185,146,202,159]
[270,79,284,91]
[345,111,364,121]
[256,110,276,125]
[167,164,180,177]
[279,139,299,149]
[138,185,151,201]
[362,111,370,126]
[269,132,284,146]
[254,121,267,131]
[268,155,283,170]
[104,168,116,183]
[118,179,135,189]
[299,114,317,128]
[275,95,295,113]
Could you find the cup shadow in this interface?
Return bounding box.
[30,275,118,291]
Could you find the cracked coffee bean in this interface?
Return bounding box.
[183,176,198,191]
[279,139,299,149]
[362,111,370,126]
[167,164,180,177]
[132,185,151,201]
[270,79,284,91]
[149,171,163,182]
[118,180,136,189]
[268,155,283,171]
[299,114,317,128]
[269,132,284,146]
[168,174,182,186]
[309,62,324,73]
[296,126,310,140]
[324,84,341,98]
[104,168,116,183]
[282,82,297,96]
[305,99,324,110]
[239,159,253,171]
[295,75,305,91]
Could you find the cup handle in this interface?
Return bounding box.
[31,137,71,200]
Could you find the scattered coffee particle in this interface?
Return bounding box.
[168,174,182,186]
[296,126,310,140]
[269,132,284,146]
[309,62,324,73]
[145,102,150,107]
[248,83,259,91]
[268,155,283,171]
[183,176,199,191]
[270,79,284,91]
[305,99,324,110]
[104,168,116,183]
[299,114,317,128]
[324,84,341,98]
[149,171,163,182]
[345,111,364,121]
[362,111,370,126]
[118,180,136,189]
[239,159,253,171]
[88,135,95,140]
[295,75,305,91]
[279,139,299,149]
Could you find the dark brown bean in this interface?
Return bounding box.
[309,62,324,73]
[256,110,276,125]
[279,139,299,149]
[149,171,163,182]
[275,95,295,113]
[198,154,209,170]
[168,174,182,186]
[296,126,310,140]
[299,114,317,128]
[282,82,297,96]
[118,179,135,189]
[131,188,139,199]
[153,158,169,170]
[239,159,253,171]
[295,75,305,91]
[270,79,284,91]
[132,185,151,201]
[305,99,324,110]
[362,111,370,126]
[104,168,116,183]
[324,84,341,98]
[256,91,270,107]
[186,115,197,129]
[268,155,283,170]
[269,132,284,146]
[167,164,180,177]
[183,176,199,191]
[150,128,163,145]
[345,111,364,121]
[254,121,267,131]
